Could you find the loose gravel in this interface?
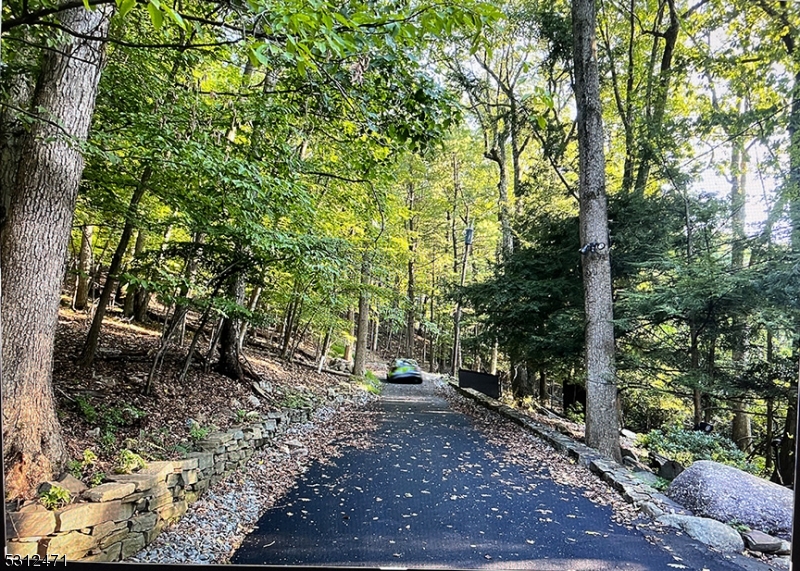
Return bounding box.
[129,393,379,564]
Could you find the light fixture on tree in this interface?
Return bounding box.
[579,242,606,255]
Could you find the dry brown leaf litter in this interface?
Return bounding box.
[434,381,644,529]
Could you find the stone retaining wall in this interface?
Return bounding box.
[5,405,320,561]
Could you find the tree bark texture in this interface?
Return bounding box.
[216,272,246,380]
[485,137,513,260]
[572,0,621,462]
[0,71,34,229]
[729,136,752,450]
[132,228,150,322]
[406,182,417,359]
[123,228,146,317]
[75,225,94,310]
[769,66,800,484]
[238,286,262,352]
[1,6,112,498]
[353,256,371,377]
[344,308,355,362]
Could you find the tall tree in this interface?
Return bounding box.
[353,255,371,377]
[571,0,621,461]
[1,6,112,496]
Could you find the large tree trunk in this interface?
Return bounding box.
[216,273,245,379]
[774,69,800,485]
[0,70,34,227]
[352,256,371,377]
[237,286,262,352]
[406,182,417,359]
[131,228,151,322]
[1,6,111,498]
[572,0,621,462]
[79,165,150,367]
[123,228,146,318]
[538,368,548,406]
[485,135,513,260]
[344,307,355,362]
[75,225,94,310]
[729,134,752,450]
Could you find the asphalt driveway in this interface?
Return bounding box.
[231,379,773,570]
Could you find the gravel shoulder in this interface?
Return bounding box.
[129,395,380,564]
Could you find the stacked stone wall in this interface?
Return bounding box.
[5,406,317,561]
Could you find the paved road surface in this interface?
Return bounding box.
[232,379,772,570]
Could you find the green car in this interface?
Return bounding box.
[387,358,423,384]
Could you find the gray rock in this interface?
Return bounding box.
[665,460,793,538]
[772,556,790,570]
[742,530,783,553]
[777,540,791,556]
[57,474,89,495]
[246,395,261,408]
[639,501,664,519]
[657,514,744,552]
[650,453,684,480]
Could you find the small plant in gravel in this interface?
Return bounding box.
[728,520,751,534]
[235,409,248,423]
[113,449,147,474]
[39,485,71,510]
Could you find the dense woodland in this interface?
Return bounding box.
[2,0,800,500]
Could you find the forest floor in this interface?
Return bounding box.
[45,301,386,497]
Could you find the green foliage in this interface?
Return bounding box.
[358,370,383,395]
[638,426,757,473]
[564,402,585,424]
[75,396,146,438]
[83,449,98,465]
[66,448,100,480]
[98,431,117,451]
[66,460,83,480]
[39,485,71,510]
[281,391,313,409]
[89,472,106,487]
[330,341,346,358]
[189,424,211,441]
[75,396,98,424]
[113,449,147,474]
[650,477,670,492]
[727,520,751,534]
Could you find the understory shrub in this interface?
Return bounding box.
[637,425,757,473]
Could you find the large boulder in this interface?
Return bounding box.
[665,460,792,538]
[657,514,744,552]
